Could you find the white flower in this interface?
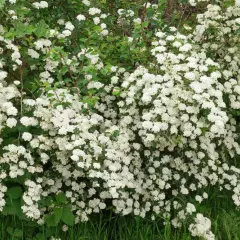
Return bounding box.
[100,23,106,29]
[40,1,48,8]
[76,14,86,21]
[0,71,8,81]
[101,30,108,36]
[179,43,192,52]
[57,19,65,25]
[189,0,197,6]
[65,22,75,31]
[100,14,107,19]
[23,99,36,106]
[62,30,72,37]
[88,81,104,89]
[99,202,106,209]
[71,155,79,161]
[184,72,196,81]
[20,117,38,126]
[22,132,32,141]
[34,39,51,51]
[33,1,48,9]
[6,118,17,128]
[62,225,68,232]
[189,214,214,240]
[133,18,141,24]
[117,9,125,15]
[203,192,208,199]
[195,195,203,203]
[88,7,101,16]
[82,0,90,6]
[13,80,20,85]
[166,35,175,41]
[28,49,40,59]
[93,17,100,25]
[186,203,196,214]
[40,153,49,163]
[7,107,18,116]
[111,66,117,72]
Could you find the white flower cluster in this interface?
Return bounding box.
[77,48,104,70]
[22,180,42,219]
[28,49,40,59]
[0,41,20,134]
[76,14,86,22]
[32,1,48,9]
[8,0,17,4]
[95,4,240,236]
[0,184,7,211]
[57,21,75,39]
[117,9,134,17]
[189,214,214,240]
[29,89,141,222]
[0,1,240,238]
[34,39,51,53]
[88,7,101,16]
[188,0,210,7]
[1,38,22,67]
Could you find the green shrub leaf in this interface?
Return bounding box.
[61,206,75,226]
[7,186,23,199]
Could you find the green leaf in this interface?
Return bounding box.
[61,206,75,226]
[142,21,149,28]
[45,227,56,238]
[7,186,23,199]
[39,196,53,207]
[7,227,14,235]
[146,31,153,38]
[147,8,155,18]
[44,207,63,227]
[16,6,30,17]
[35,20,49,38]
[2,199,21,216]
[113,130,120,137]
[13,229,23,238]
[83,96,98,108]
[7,227,23,238]
[53,207,63,222]
[223,0,235,7]
[112,87,121,96]
[25,24,36,35]
[13,22,34,38]
[35,233,45,240]
[15,22,27,38]
[0,0,5,10]
[56,192,67,204]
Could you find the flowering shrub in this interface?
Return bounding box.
[0,0,240,239]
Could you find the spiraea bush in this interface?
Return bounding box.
[0,0,240,239]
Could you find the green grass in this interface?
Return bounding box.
[0,214,193,240]
[1,210,240,240]
[1,190,240,240]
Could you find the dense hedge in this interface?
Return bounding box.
[0,0,240,239]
